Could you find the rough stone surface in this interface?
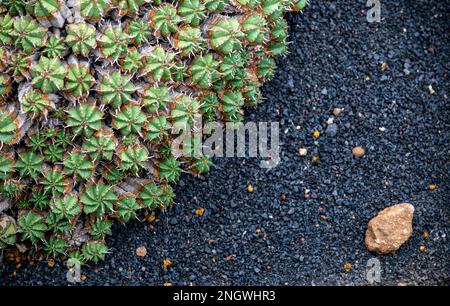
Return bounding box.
[365,203,415,254]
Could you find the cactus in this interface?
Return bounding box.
[30,56,66,93]
[15,151,44,178]
[65,23,97,57]
[117,144,149,173]
[29,189,51,210]
[51,194,81,220]
[42,168,68,196]
[66,103,103,137]
[178,0,206,26]
[81,128,117,161]
[43,235,68,257]
[45,211,71,233]
[0,0,307,263]
[142,46,175,82]
[97,25,129,62]
[157,155,182,182]
[149,4,181,37]
[126,20,152,45]
[80,183,118,216]
[116,195,139,222]
[98,71,136,108]
[79,0,110,21]
[90,219,112,239]
[11,16,46,54]
[138,180,173,209]
[63,150,95,180]
[241,13,268,44]
[8,52,31,81]
[82,240,108,263]
[65,61,95,99]
[170,95,201,129]
[44,35,66,58]
[120,48,143,74]
[140,86,171,114]
[209,17,244,54]
[144,115,171,142]
[0,151,15,180]
[174,26,206,56]
[20,89,54,118]
[189,53,220,89]
[192,155,212,173]
[0,14,13,45]
[112,103,146,135]
[17,210,47,243]
[0,215,16,248]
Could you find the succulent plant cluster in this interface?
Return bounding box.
[0,0,307,264]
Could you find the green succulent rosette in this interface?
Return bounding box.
[98,71,136,108]
[209,17,244,54]
[80,183,118,216]
[63,150,95,180]
[82,240,108,263]
[17,210,47,244]
[65,23,97,57]
[81,128,118,161]
[112,103,147,136]
[30,56,66,94]
[140,85,171,114]
[170,95,201,130]
[66,103,103,138]
[0,215,17,248]
[97,25,129,62]
[149,4,181,37]
[11,16,46,54]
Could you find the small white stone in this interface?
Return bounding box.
[326,117,334,125]
[298,148,308,156]
[428,84,435,95]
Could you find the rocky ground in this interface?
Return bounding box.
[1,0,449,285]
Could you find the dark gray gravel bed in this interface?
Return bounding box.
[1,0,449,285]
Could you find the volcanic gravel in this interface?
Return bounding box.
[2,0,449,285]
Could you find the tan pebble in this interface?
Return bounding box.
[333,108,343,116]
[427,184,437,191]
[195,208,205,216]
[365,203,414,254]
[136,246,147,257]
[343,262,353,272]
[163,258,172,268]
[352,146,365,157]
